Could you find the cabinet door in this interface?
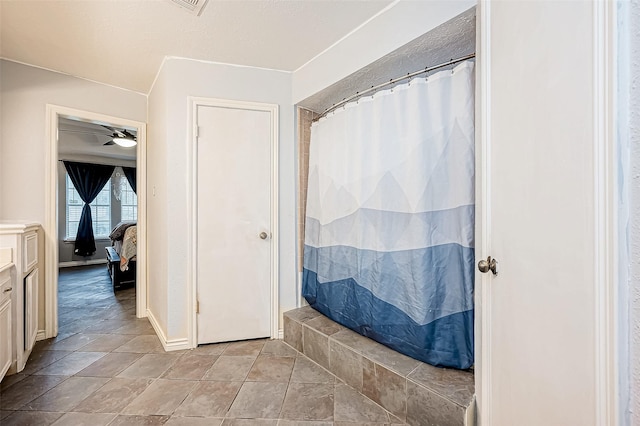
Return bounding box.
[24,269,38,351]
[23,232,38,273]
[0,299,11,380]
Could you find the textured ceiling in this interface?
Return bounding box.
[298,6,476,114]
[0,0,392,94]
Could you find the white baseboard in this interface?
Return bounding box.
[36,330,46,341]
[278,328,284,339]
[59,259,107,268]
[147,309,192,352]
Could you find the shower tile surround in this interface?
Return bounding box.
[297,107,318,273]
[284,306,476,426]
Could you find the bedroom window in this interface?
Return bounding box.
[120,180,137,221]
[66,174,111,239]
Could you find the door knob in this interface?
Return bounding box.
[478,256,498,275]
[259,232,268,240]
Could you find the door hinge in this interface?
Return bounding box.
[196,299,200,314]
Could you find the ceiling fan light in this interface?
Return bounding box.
[113,137,137,148]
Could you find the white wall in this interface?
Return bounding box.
[0,59,147,341]
[292,0,475,105]
[146,64,170,337]
[147,58,295,342]
[0,60,147,223]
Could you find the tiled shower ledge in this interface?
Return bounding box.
[283,306,475,426]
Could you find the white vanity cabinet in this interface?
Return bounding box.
[0,222,41,374]
[0,259,13,381]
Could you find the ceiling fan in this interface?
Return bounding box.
[58,124,137,147]
[102,128,137,147]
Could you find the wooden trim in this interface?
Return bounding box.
[593,1,619,424]
[147,308,190,352]
[475,1,492,424]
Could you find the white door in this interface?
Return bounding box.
[477,2,617,425]
[196,101,275,344]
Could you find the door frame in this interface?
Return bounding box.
[45,105,148,338]
[188,97,280,348]
[475,2,620,424]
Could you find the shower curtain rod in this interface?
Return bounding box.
[314,52,476,121]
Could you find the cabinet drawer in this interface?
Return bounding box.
[0,270,11,306]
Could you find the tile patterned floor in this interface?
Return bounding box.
[0,265,405,425]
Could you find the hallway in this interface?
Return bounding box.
[0,265,403,425]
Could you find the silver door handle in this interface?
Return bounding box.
[478,256,498,275]
[259,232,268,240]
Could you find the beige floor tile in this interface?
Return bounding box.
[0,410,63,425]
[113,320,156,335]
[22,376,109,412]
[290,357,335,384]
[73,377,154,413]
[0,373,28,391]
[334,384,389,423]
[109,414,172,425]
[114,335,165,353]
[51,412,117,426]
[261,340,298,357]
[162,354,218,380]
[118,354,181,379]
[33,352,108,376]
[191,342,229,355]
[81,319,130,334]
[202,356,256,381]
[76,352,144,377]
[1,267,410,426]
[166,417,223,425]
[44,333,103,351]
[173,381,242,417]
[279,383,334,422]
[223,339,266,356]
[20,350,73,375]
[247,356,295,382]
[78,334,136,352]
[406,362,474,406]
[227,381,288,419]
[0,375,68,410]
[122,379,197,416]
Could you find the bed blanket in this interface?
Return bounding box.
[120,225,137,272]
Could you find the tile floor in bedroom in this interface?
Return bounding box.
[0,265,404,426]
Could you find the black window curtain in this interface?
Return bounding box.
[63,161,115,256]
[122,167,136,194]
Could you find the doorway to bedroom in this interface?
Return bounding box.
[44,106,147,341]
[56,117,139,340]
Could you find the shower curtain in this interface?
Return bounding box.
[303,61,475,369]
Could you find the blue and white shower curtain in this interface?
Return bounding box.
[303,61,475,369]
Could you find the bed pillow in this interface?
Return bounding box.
[109,221,136,241]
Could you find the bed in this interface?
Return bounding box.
[106,221,137,290]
